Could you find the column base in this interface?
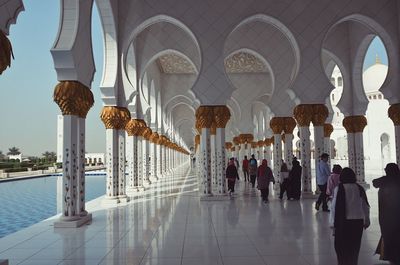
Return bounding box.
[54,213,92,228]
[126,187,143,196]
[301,192,318,199]
[143,180,151,189]
[118,195,130,203]
[101,196,120,207]
[150,176,158,183]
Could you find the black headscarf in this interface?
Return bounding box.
[373,163,400,188]
[334,167,369,229]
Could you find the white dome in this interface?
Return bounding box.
[362,63,388,94]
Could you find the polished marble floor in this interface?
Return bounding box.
[0,164,390,265]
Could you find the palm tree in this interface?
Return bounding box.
[7,147,20,155]
[42,151,57,163]
[0,150,4,161]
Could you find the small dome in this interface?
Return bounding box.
[362,62,388,94]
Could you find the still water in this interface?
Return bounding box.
[0,175,106,238]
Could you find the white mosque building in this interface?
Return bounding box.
[330,57,394,174]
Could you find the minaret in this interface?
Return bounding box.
[375,53,381,64]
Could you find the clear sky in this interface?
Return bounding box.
[0,1,389,156]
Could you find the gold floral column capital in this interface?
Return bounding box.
[388,103,400,126]
[293,104,314,127]
[225,142,233,150]
[213,105,231,128]
[343,116,367,133]
[210,124,217,135]
[311,104,329,126]
[257,140,264,147]
[251,142,258,149]
[239,134,254,144]
[283,117,297,134]
[149,132,160,144]
[0,30,13,75]
[53,81,94,118]
[233,136,240,146]
[269,117,285,134]
[142,127,153,140]
[100,106,131,130]
[324,123,334,137]
[125,119,146,136]
[264,137,273,146]
[195,106,214,129]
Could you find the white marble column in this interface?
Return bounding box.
[157,142,162,179]
[126,135,137,195]
[347,133,356,171]
[299,127,313,194]
[143,138,151,187]
[76,117,87,216]
[137,136,144,188]
[105,128,119,202]
[284,134,294,169]
[239,143,246,165]
[210,133,217,193]
[150,141,158,182]
[272,134,282,186]
[60,115,80,221]
[313,125,324,172]
[163,143,167,175]
[265,144,272,167]
[323,124,334,160]
[117,130,129,202]
[200,128,212,195]
[216,128,226,194]
[354,132,366,183]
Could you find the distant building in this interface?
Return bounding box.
[330,58,394,172]
[8,154,22,161]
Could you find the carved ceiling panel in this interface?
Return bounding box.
[158,53,197,74]
[225,52,268,73]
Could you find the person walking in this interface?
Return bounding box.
[316,153,330,212]
[226,158,239,196]
[242,155,249,182]
[326,164,342,199]
[279,161,290,200]
[256,159,275,203]
[249,154,258,188]
[373,163,400,265]
[288,158,302,200]
[330,167,370,265]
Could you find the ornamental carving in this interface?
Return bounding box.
[125,119,146,136]
[158,53,197,74]
[195,135,200,145]
[270,117,285,134]
[343,116,367,133]
[251,142,258,149]
[225,52,267,73]
[100,106,131,130]
[213,105,231,128]
[233,136,240,145]
[225,142,233,149]
[264,138,272,146]
[142,127,153,140]
[149,132,160,144]
[311,104,328,126]
[293,104,313,127]
[324,123,334,137]
[53,81,94,118]
[283,117,297,134]
[257,140,264,147]
[195,106,214,129]
[239,134,253,144]
[0,30,13,75]
[388,103,400,126]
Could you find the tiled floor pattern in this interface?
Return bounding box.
[0,165,390,265]
[0,176,106,238]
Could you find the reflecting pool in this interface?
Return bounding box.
[0,175,106,238]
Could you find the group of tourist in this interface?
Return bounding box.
[226,154,303,202]
[226,152,400,264]
[315,153,400,265]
